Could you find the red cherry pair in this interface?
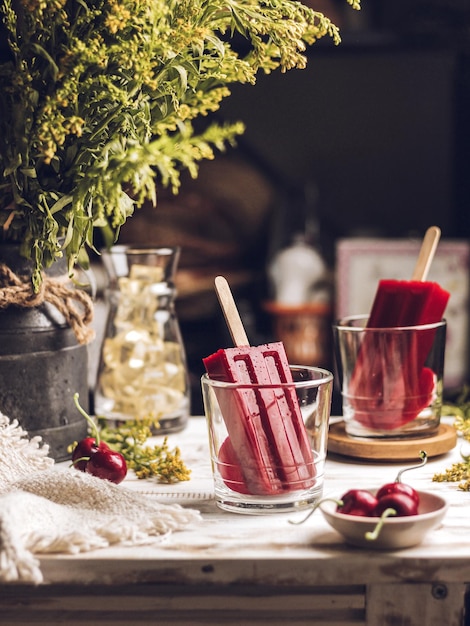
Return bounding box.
[290,451,427,530]
[338,485,418,518]
[71,394,127,484]
[337,451,427,518]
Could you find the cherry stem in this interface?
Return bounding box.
[288,498,343,525]
[365,508,397,541]
[69,455,89,468]
[395,450,427,483]
[73,392,100,444]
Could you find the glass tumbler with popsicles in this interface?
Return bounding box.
[334,227,450,439]
[202,277,333,514]
[94,246,190,434]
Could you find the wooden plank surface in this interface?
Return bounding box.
[31,416,470,587]
[0,583,366,625]
[2,416,470,624]
[367,582,467,626]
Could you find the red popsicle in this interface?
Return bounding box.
[203,276,315,496]
[348,227,450,430]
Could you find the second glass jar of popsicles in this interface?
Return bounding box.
[94,246,190,434]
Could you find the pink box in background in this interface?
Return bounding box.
[335,238,470,389]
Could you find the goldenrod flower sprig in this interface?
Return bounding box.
[433,386,470,490]
[97,418,192,483]
[0,0,360,290]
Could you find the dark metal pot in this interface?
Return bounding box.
[0,245,89,460]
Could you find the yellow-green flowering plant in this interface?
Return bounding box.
[0,0,360,289]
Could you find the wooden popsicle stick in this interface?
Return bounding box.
[411,226,441,281]
[214,275,250,347]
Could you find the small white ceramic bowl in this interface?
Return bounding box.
[320,490,448,550]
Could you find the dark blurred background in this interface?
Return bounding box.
[218,0,470,244]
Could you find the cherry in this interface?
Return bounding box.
[218,437,250,494]
[373,492,419,517]
[375,481,419,505]
[85,447,127,484]
[71,436,100,471]
[375,451,427,506]
[336,489,378,517]
[71,393,127,484]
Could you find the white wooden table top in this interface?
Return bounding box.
[39,415,470,587]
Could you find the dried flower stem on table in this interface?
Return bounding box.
[433,386,470,490]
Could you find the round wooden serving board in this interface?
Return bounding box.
[328,422,457,461]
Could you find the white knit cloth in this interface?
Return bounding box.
[0,412,201,584]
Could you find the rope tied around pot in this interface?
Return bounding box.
[0,263,95,345]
